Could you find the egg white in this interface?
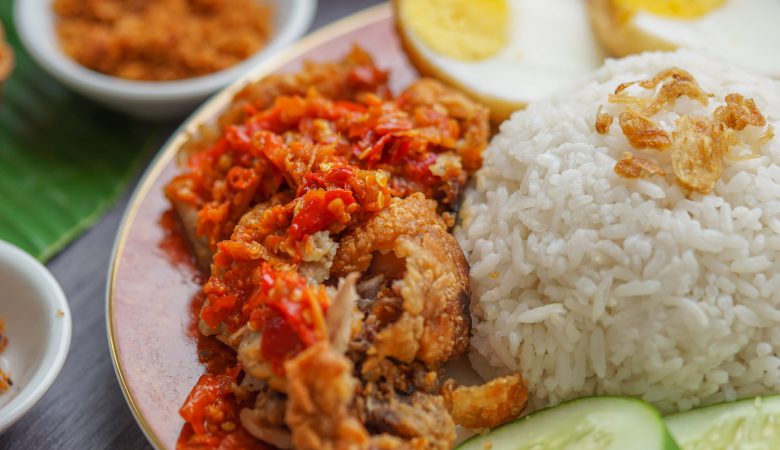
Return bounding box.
[401,0,605,116]
[623,0,780,78]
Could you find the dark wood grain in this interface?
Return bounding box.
[0,1,383,448]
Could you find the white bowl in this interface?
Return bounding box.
[13,0,317,120]
[0,240,71,433]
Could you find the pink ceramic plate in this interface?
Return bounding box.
[106,4,420,449]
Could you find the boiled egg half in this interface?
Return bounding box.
[394,0,605,122]
[589,0,780,78]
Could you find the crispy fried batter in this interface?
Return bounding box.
[595,105,613,135]
[333,194,446,275]
[614,152,665,179]
[374,314,425,364]
[618,110,671,150]
[285,342,370,450]
[441,374,528,431]
[392,231,470,363]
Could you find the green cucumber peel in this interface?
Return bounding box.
[457,396,680,450]
[665,395,780,450]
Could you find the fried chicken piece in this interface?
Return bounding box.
[334,194,470,366]
[285,342,370,450]
[374,230,470,364]
[441,374,528,431]
[362,388,456,450]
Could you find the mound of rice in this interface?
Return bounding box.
[457,50,780,413]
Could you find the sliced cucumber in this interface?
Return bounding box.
[665,396,780,450]
[458,396,679,450]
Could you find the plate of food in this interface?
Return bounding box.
[107,1,780,449]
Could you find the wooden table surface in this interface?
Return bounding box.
[0,1,382,448]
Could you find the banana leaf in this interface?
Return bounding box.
[0,2,168,261]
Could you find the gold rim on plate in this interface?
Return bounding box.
[105,4,391,449]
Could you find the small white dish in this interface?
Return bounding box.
[0,240,71,433]
[13,0,317,120]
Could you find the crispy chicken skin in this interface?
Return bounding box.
[441,374,528,430]
[333,193,450,276]
[335,194,470,366]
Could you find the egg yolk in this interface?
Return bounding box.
[399,0,509,61]
[614,0,725,19]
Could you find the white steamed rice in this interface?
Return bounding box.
[456,50,780,413]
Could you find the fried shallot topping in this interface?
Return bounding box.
[595,105,613,135]
[599,68,773,194]
[614,152,666,179]
[618,110,671,151]
[614,67,696,96]
[670,116,724,193]
[714,94,766,131]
